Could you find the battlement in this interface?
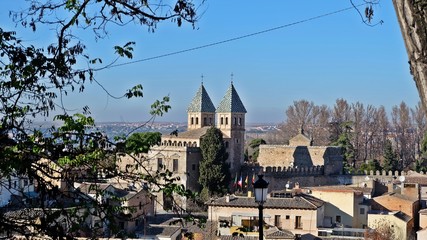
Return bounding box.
[365,169,426,177]
[263,165,324,176]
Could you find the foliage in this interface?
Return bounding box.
[382,140,399,172]
[247,138,266,162]
[125,132,162,154]
[331,121,356,173]
[0,0,201,238]
[359,159,382,173]
[199,126,230,196]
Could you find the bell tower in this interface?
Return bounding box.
[187,83,216,130]
[216,82,246,172]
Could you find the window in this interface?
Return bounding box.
[295,216,302,229]
[191,117,194,125]
[139,202,142,210]
[234,117,237,125]
[221,117,224,125]
[285,215,290,220]
[173,159,178,172]
[192,164,196,171]
[274,215,281,227]
[225,117,228,125]
[209,118,212,124]
[238,117,242,125]
[336,215,341,223]
[203,117,207,125]
[157,158,163,170]
[360,208,365,215]
[196,117,199,124]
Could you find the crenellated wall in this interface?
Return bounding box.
[257,145,343,175]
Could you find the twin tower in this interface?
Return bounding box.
[187,82,247,172]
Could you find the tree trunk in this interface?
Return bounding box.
[393,0,427,114]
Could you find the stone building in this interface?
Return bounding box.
[119,82,247,210]
[257,130,343,176]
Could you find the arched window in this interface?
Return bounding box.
[238,117,242,125]
[204,117,207,125]
[221,117,224,125]
[191,117,194,125]
[234,117,237,125]
[225,117,228,125]
[196,117,199,125]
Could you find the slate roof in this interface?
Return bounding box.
[216,83,247,113]
[187,84,216,113]
[208,194,324,210]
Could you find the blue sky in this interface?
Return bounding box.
[1,0,420,124]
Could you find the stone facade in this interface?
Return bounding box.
[258,145,342,176]
[134,83,246,211]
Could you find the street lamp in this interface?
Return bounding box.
[253,175,269,240]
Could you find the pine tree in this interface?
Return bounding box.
[199,126,230,196]
[382,140,398,172]
[332,122,355,173]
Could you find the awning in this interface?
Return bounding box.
[231,212,271,218]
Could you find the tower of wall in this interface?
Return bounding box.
[216,83,246,173]
[187,83,216,130]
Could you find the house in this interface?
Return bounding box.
[207,193,324,238]
[76,181,155,236]
[307,185,369,229]
[417,208,427,240]
[370,192,419,228]
[367,210,413,240]
[0,174,36,207]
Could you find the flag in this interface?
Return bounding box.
[245,175,248,186]
[237,175,242,187]
[252,173,256,184]
[233,174,238,187]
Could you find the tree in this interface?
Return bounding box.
[393,1,427,116]
[332,121,355,173]
[382,140,399,172]
[365,219,400,240]
[359,159,382,173]
[415,131,427,172]
[199,126,230,197]
[0,0,202,238]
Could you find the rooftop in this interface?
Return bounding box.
[208,194,324,210]
[187,84,216,113]
[216,83,247,113]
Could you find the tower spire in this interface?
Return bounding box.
[201,74,204,85]
[230,72,234,84]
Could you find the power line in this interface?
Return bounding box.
[97,3,365,70]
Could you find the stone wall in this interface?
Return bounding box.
[257,145,342,175]
[260,170,426,192]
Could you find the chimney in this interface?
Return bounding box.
[225,194,230,203]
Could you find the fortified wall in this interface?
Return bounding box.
[259,167,427,192]
[257,145,343,175]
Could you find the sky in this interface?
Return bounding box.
[0,0,421,124]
